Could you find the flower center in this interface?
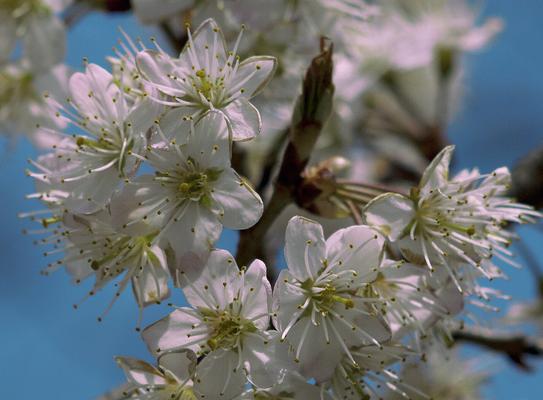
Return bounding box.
[190,68,225,106]
[199,307,257,351]
[176,168,221,203]
[302,280,355,314]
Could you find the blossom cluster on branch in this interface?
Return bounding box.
[5,1,542,399]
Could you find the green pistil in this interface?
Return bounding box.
[302,280,355,312]
[440,220,476,236]
[177,168,221,203]
[200,307,257,351]
[89,234,156,272]
[192,69,224,104]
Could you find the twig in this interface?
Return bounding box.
[453,329,543,371]
[236,38,335,281]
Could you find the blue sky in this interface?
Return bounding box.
[1,1,542,399]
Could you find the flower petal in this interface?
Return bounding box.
[165,202,222,266]
[131,246,170,308]
[284,216,327,282]
[115,356,165,386]
[212,168,263,230]
[229,56,277,99]
[158,106,199,144]
[193,349,246,399]
[186,110,230,169]
[142,308,207,354]
[326,224,385,281]
[364,193,415,241]
[136,50,184,97]
[222,99,262,141]
[241,259,271,329]
[157,349,197,382]
[419,145,455,195]
[182,18,227,66]
[182,249,240,310]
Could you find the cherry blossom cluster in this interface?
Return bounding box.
[11,2,541,400]
[0,0,72,145]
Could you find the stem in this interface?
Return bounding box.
[453,329,543,371]
[236,38,335,283]
[346,200,363,225]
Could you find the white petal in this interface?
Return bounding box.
[284,216,327,282]
[186,110,230,169]
[131,246,170,307]
[115,357,165,386]
[222,99,262,141]
[182,249,240,310]
[241,259,271,329]
[136,50,182,96]
[182,18,227,65]
[326,224,385,281]
[109,175,169,236]
[165,202,222,266]
[229,56,277,99]
[419,145,455,195]
[158,106,198,144]
[364,193,415,241]
[242,332,289,389]
[157,349,197,382]
[142,308,207,354]
[271,270,306,333]
[212,168,263,230]
[69,63,122,126]
[126,96,163,134]
[194,349,246,399]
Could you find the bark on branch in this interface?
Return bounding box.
[236,38,335,281]
[453,329,543,371]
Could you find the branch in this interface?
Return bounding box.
[453,329,543,371]
[236,38,335,281]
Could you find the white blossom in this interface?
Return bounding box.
[383,344,492,400]
[115,349,198,399]
[142,250,280,395]
[29,62,160,213]
[328,344,418,400]
[365,145,541,295]
[110,111,262,266]
[272,216,391,382]
[136,18,277,143]
[34,210,171,322]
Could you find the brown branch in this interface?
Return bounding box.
[453,329,543,371]
[236,38,335,280]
